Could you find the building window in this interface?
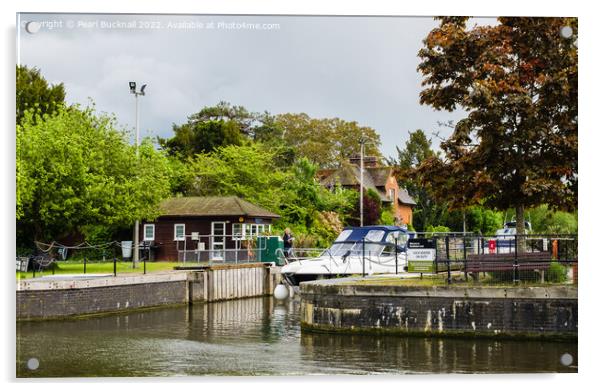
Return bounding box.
[232,223,246,239]
[174,224,185,241]
[389,188,396,201]
[143,224,155,241]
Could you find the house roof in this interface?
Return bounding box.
[398,188,417,206]
[159,196,280,218]
[365,167,392,187]
[317,164,416,206]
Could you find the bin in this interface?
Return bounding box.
[121,241,133,259]
[256,236,284,265]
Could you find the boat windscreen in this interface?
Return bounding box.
[334,229,353,242]
[325,242,385,257]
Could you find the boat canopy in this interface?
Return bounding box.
[334,225,413,244]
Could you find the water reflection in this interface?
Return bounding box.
[17,297,577,377]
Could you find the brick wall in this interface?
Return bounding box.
[17,281,187,320]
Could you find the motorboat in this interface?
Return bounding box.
[281,225,414,286]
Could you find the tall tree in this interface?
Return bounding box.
[274,113,382,168]
[393,129,446,231]
[17,106,171,242]
[16,65,65,125]
[415,17,577,240]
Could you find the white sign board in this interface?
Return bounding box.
[407,248,436,262]
[16,257,29,272]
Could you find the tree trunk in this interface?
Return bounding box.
[515,204,526,253]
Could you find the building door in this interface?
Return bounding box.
[211,221,226,261]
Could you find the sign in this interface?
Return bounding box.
[407,238,436,273]
[16,257,29,272]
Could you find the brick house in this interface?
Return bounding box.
[316,156,416,226]
[140,196,279,261]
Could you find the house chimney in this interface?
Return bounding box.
[349,155,378,168]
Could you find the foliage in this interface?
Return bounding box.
[17,105,172,242]
[309,211,345,247]
[526,205,577,234]
[443,206,504,234]
[414,17,578,238]
[345,189,382,227]
[182,144,356,240]
[425,225,451,233]
[16,65,65,125]
[273,113,382,168]
[159,119,245,158]
[379,207,396,226]
[392,129,447,231]
[546,262,568,283]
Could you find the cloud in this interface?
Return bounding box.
[18,13,473,157]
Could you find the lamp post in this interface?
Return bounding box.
[360,138,365,227]
[129,81,146,267]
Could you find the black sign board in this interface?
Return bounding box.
[407,238,436,249]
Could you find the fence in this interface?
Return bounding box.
[18,235,292,278]
[409,233,578,285]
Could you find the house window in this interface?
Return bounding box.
[233,223,246,239]
[143,224,155,241]
[389,188,396,201]
[174,224,185,241]
[249,224,258,237]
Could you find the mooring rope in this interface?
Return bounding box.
[34,240,122,252]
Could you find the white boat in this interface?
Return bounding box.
[281,225,413,285]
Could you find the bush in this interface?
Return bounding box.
[546,262,568,283]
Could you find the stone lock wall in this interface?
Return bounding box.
[17,264,282,321]
[300,280,577,340]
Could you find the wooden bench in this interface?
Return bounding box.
[465,252,553,282]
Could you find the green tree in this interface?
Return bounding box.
[393,129,447,231]
[16,65,65,125]
[415,17,577,241]
[159,119,245,158]
[17,106,171,242]
[274,113,382,168]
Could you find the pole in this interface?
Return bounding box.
[133,93,140,268]
[113,256,117,277]
[360,139,364,227]
[395,236,399,275]
[362,238,366,277]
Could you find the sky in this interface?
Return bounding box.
[16,13,487,159]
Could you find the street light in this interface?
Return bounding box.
[129,81,147,267]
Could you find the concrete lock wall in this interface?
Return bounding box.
[299,279,577,340]
[17,264,281,321]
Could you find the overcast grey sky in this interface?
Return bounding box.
[17,13,486,158]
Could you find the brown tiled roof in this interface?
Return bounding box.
[159,196,280,218]
[318,164,415,206]
[366,167,392,187]
[398,188,417,206]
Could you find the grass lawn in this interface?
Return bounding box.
[16,261,181,280]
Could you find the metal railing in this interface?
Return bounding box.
[408,233,578,285]
[176,233,270,265]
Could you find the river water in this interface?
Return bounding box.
[17,297,577,377]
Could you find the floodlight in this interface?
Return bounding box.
[140,84,147,95]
